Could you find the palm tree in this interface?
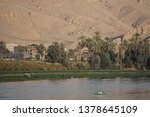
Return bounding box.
[47,42,68,66]
[93,32,101,41]
[78,35,86,49]
[36,43,46,61]
[118,40,129,69]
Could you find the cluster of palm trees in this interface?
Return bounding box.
[1,32,149,70]
[73,32,150,70]
[46,42,68,66]
[123,33,150,69]
[33,32,149,70]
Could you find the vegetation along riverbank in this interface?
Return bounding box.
[0,33,150,82]
[0,69,150,82]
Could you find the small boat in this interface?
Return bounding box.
[97,91,105,95]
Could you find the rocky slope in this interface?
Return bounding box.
[0,0,150,48]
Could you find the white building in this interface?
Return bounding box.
[6,43,18,53]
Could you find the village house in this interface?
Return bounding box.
[14,45,37,60]
[74,47,90,61]
[0,42,17,60]
[0,52,15,60]
[6,43,18,53]
[26,45,37,60]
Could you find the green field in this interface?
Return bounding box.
[0,60,150,82]
[0,70,150,82]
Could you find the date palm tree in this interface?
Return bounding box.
[36,43,46,61]
[118,40,129,69]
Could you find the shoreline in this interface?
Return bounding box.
[0,70,150,82]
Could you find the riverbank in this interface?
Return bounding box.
[0,70,150,82]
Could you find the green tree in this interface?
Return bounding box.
[109,51,117,64]
[146,56,150,69]
[47,42,68,66]
[101,37,115,53]
[123,57,133,68]
[0,41,6,49]
[85,38,96,52]
[93,32,102,42]
[68,49,75,60]
[36,43,46,61]
[118,39,129,69]
[124,33,150,69]
[77,32,116,69]
[91,55,101,69]
[78,35,87,49]
[100,52,111,69]
[93,32,104,54]
[0,41,9,54]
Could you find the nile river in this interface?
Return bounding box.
[0,77,150,100]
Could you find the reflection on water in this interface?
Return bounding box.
[0,77,150,100]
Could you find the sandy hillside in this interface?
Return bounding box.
[0,0,150,48]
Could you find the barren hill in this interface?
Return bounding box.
[0,0,150,48]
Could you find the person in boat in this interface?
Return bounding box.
[97,90,104,95]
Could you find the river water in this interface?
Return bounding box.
[0,77,150,100]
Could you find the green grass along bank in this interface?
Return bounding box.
[0,60,150,82]
[0,70,150,82]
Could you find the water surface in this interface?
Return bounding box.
[0,77,150,100]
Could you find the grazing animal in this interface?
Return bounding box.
[24,73,31,78]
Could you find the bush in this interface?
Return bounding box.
[0,60,66,71]
[76,63,85,69]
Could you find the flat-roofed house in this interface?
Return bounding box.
[6,43,18,53]
[14,45,37,60]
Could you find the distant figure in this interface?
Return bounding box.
[24,73,31,78]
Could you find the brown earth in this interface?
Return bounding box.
[0,0,150,48]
